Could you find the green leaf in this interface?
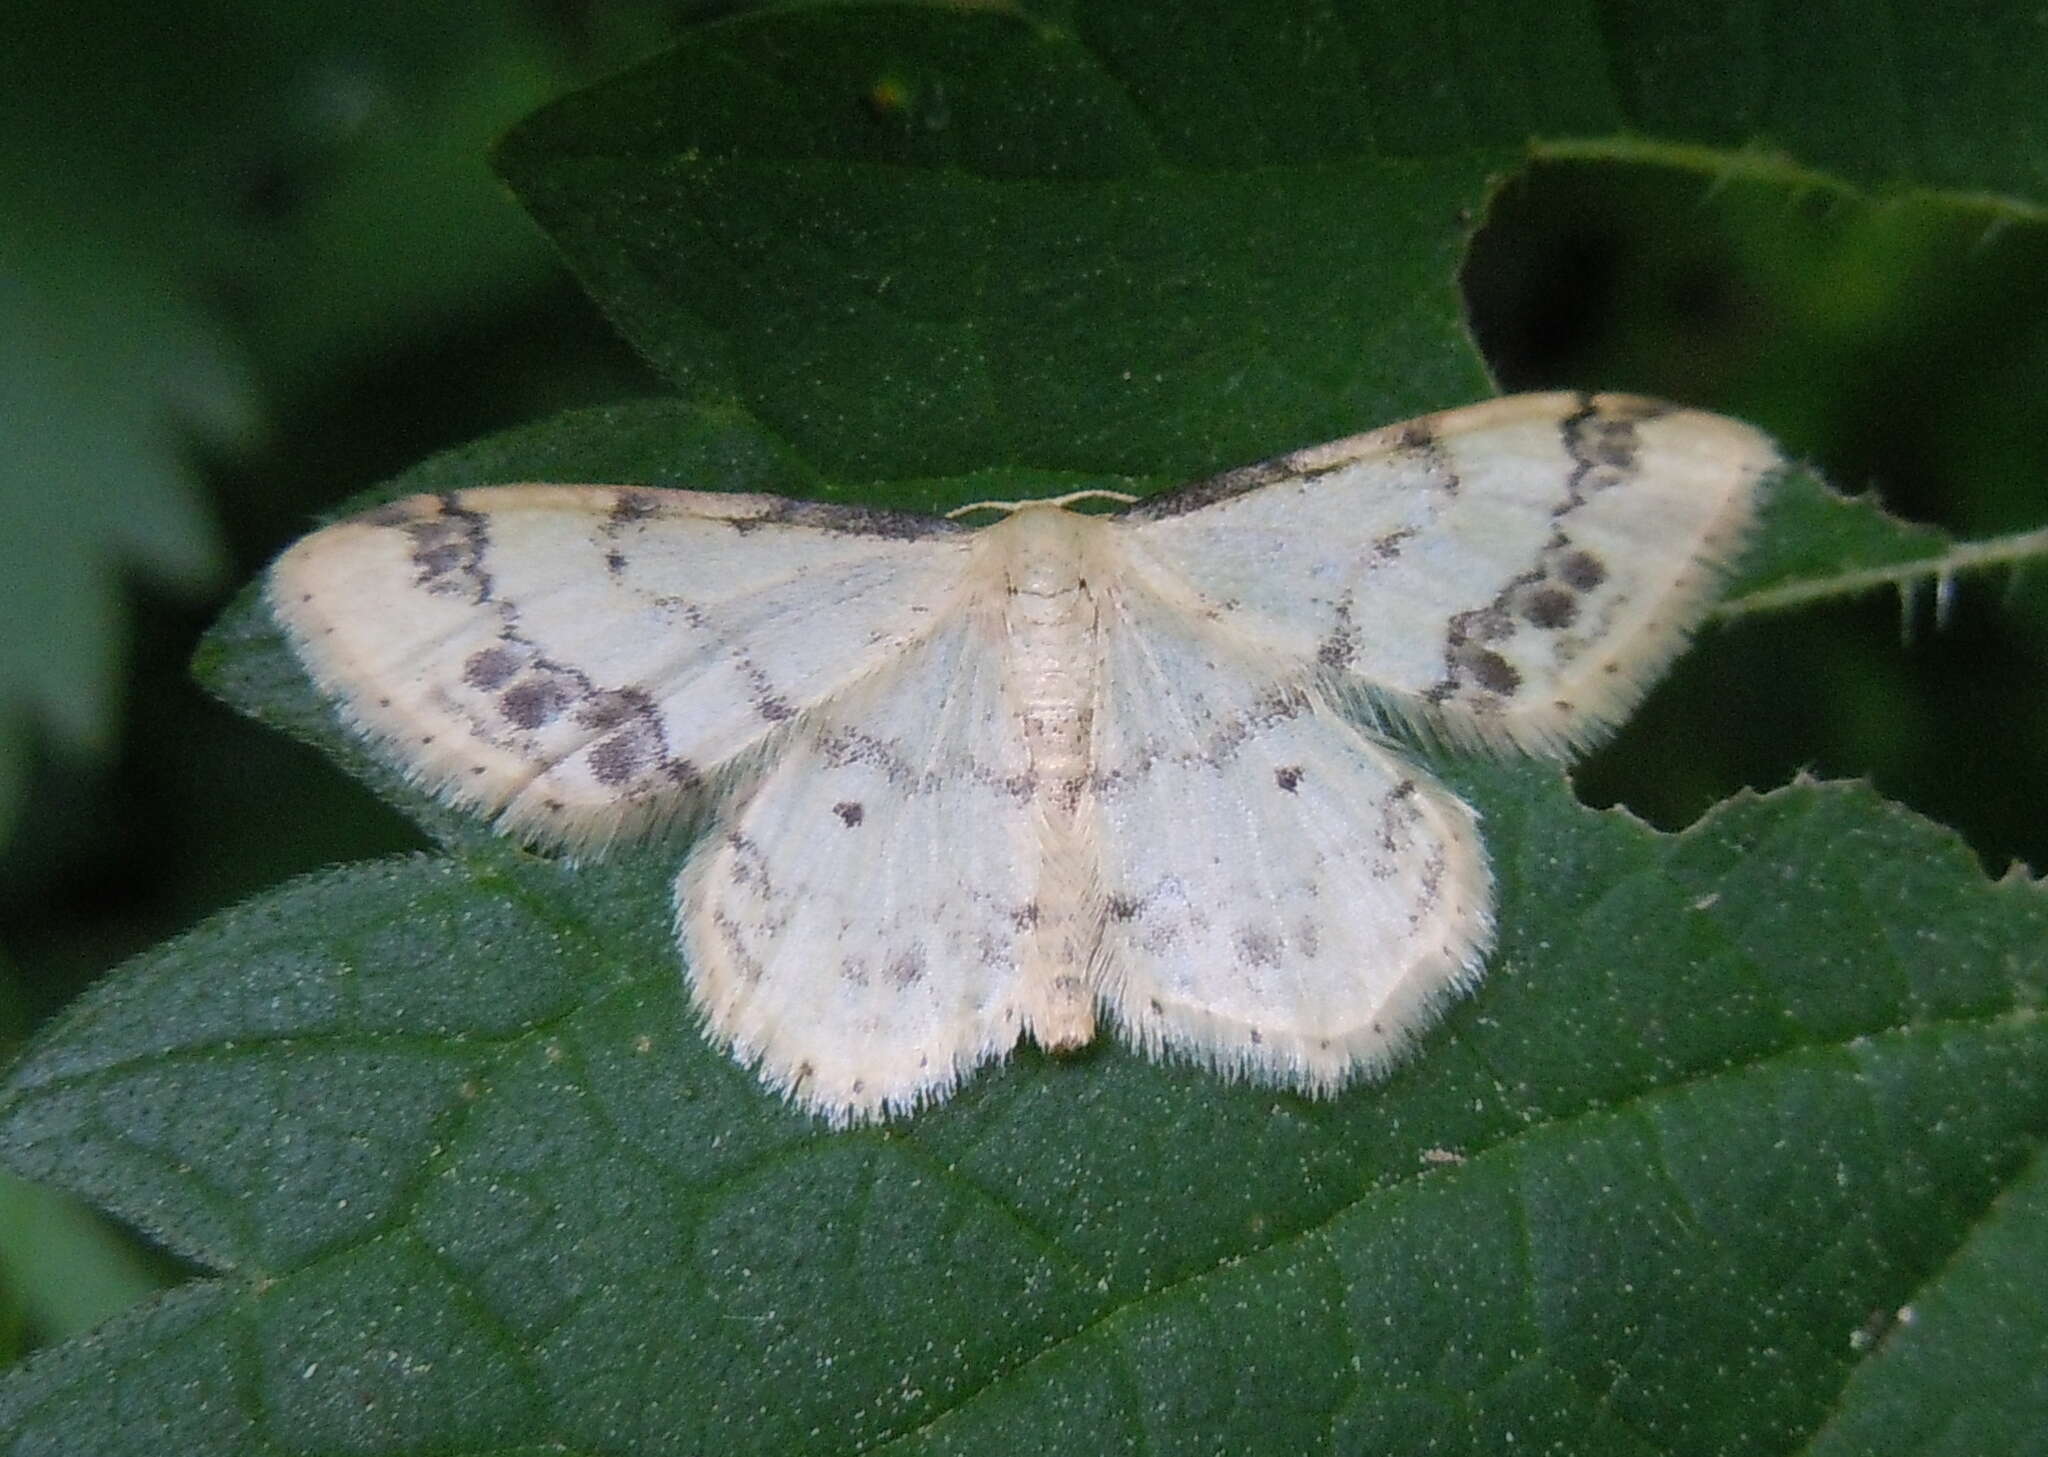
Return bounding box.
[9,3,2048,1453]
[0,225,249,839]
[1807,1145,2048,1457]
[0,951,172,1367]
[1554,9,2048,206]
[0,1173,168,1351]
[0,0,690,849]
[492,10,1505,478]
[1720,471,2048,623]
[1,770,2043,1454]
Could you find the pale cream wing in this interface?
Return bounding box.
[1087,567,1492,1095]
[1121,393,1781,756]
[678,595,1039,1124]
[268,486,972,848]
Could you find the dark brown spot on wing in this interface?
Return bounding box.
[833,801,865,827]
[1519,584,1578,629]
[588,728,655,786]
[401,496,494,599]
[609,490,663,523]
[1275,766,1302,792]
[1450,605,1513,644]
[1454,645,1521,696]
[1372,528,1415,562]
[464,645,525,692]
[574,689,641,732]
[1316,599,1359,670]
[1558,549,1607,591]
[501,677,575,729]
[1562,396,1643,477]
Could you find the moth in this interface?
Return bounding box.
[269,392,1780,1123]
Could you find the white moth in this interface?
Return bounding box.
[269,392,1780,1123]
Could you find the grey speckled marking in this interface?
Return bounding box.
[885,947,927,987]
[1396,420,1462,497]
[487,647,692,791]
[1448,604,1514,647]
[814,725,919,786]
[1129,457,1298,520]
[1430,594,1527,706]
[463,645,524,692]
[1371,527,1417,565]
[1557,548,1607,591]
[1561,393,1668,485]
[404,496,494,600]
[586,732,649,786]
[672,598,799,725]
[1094,685,1312,793]
[585,688,688,788]
[1316,597,1360,671]
[1449,643,1521,697]
[810,720,1035,804]
[1422,395,1658,705]
[1406,849,1449,930]
[365,497,698,793]
[737,498,962,541]
[721,832,774,897]
[607,489,664,525]
[1236,925,1283,969]
[1131,417,1462,521]
[1373,780,1422,862]
[501,674,576,730]
[1518,584,1578,630]
[707,909,767,984]
[575,688,647,732]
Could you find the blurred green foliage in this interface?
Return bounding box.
[0,0,689,1361]
[0,0,2042,1403]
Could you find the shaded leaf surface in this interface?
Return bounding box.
[1808,1147,2048,1457]
[1,770,2042,1455]
[6,2,2048,1454]
[497,0,2047,488]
